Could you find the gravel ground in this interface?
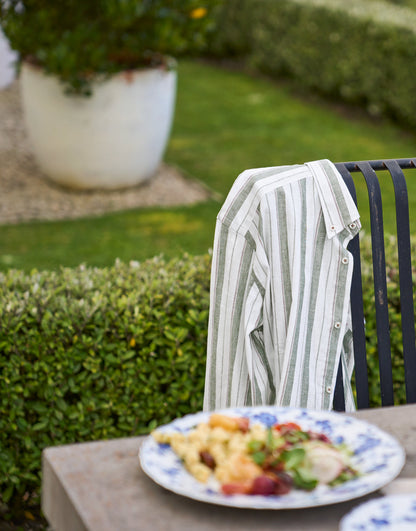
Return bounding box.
[0,80,211,225]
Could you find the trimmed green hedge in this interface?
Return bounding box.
[211,0,416,129]
[0,243,413,516]
[0,254,210,516]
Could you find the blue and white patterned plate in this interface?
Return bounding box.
[139,406,405,509]
[340,495,416,530]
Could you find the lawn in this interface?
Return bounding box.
[1,60,416,272]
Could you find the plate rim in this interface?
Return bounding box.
[139,406,406,510]
[340,493,416,529]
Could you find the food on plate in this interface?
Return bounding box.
[151,413,359,496]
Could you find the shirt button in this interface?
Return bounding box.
[342,257,349,264]
[326,386,332,393]
[349,222,357,229]
[330,225,336,231]
[334,321,341,329]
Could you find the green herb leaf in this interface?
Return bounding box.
[248,440,263,453]
[251,451,267,466]
[329,467,360,486]
[292,467,319,491]
[266,428,274,449]
[286,431,310,444]
[281,447,306,469]
[266,427,284,451]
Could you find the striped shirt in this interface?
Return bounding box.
[203,160,361,412]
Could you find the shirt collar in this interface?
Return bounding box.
[305,159,361,239]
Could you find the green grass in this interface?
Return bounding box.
[0,203,217,271]
[2,60,416,272]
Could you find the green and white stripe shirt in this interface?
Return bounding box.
[203,160,361,412]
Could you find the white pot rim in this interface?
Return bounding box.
[22,57,177,76]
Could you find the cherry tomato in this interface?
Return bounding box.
[221,481,251,495]
[273,422,301,432]
[273,472,293,495]
[308,431,331,444]
[250,475,276,496]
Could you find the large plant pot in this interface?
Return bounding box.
[0,28,17,89]
[20,62,177,189]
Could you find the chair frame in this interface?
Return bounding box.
[333,159,416,410]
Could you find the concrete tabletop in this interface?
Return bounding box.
[42,404,416,531]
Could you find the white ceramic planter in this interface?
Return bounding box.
[20,63,177,189]
[0,28,17,89]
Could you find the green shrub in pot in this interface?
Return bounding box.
[0,0,221,95]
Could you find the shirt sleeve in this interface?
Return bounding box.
[203,218,270,411]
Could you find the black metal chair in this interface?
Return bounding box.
[333,159,416,410]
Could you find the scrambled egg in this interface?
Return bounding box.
[152,413,268,484]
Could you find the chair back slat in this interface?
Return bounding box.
[334,158,416,409]
[334,164,369,410]
[357,162,394,406]
[384,160,416,403]
[333,358,346,412]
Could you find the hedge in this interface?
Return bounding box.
[0,242,413,517]
[0,254,210,517]
[211,0,416,129]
